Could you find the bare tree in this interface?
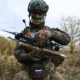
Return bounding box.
[60,16,80,53]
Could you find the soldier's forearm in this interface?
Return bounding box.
[51,31,70,45]
[14,48,33,62]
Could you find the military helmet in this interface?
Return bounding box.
[28,0,49,13]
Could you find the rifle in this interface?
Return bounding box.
[2,29,66,66]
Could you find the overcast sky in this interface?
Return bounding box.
[0,0,80,37]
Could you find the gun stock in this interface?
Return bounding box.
[18,42,64,58]
[18,42,66,67]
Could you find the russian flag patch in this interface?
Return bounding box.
[35,69,42,75]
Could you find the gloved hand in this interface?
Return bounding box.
[28,48,44,61]
[34,30,53,47]
[15,33,23,40]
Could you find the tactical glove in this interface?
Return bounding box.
[34,30,53,47]
[28,48,44,61]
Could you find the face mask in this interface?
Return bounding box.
[30,12,45,25]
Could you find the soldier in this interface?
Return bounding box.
[13,0,70,80]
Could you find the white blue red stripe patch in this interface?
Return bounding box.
[35,69,42,75]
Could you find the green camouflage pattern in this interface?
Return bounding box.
[13,63,65,80]
[13,23,70,80]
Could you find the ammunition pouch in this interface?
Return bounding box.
[28,62,50,79]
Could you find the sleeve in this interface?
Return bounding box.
[50,28,71,45]
[14,43,33,64]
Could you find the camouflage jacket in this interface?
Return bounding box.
[14,22,70,67]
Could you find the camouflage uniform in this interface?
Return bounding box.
[13,22,70,80]
[13,63,65,80]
